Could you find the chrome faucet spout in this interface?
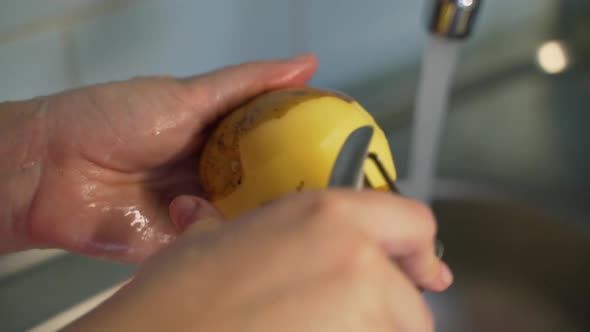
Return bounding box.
[427,0,482,39]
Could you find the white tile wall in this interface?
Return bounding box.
[0,0,102,36]
[0,0,557,98]
[74,0,295,86]
[0,30,71,102]
[307,0,426,88]
[306,0,557,89]
[473,0,557,43]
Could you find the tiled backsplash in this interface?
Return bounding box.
[0,0,558,102]
[0,0,106,37]
[74,0,298,85]
[0,29,71,101]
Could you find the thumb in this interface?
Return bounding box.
[169,196,224,232]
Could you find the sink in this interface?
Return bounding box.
[426,197,590,332]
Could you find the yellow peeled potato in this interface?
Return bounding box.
[199,87,396,219]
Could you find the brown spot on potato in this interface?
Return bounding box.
[297,181,305,192]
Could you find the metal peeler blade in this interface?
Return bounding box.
[327,126,374,189]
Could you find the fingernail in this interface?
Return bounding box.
[440,262,454,286]
[171,197,218,231]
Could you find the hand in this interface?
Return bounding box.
[1,55,317,262]
[64,190,453,332]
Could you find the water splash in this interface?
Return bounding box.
[20,161,37,170]
[123,206,149,232]
[81,184,97,201]
[141,227,155,241]
[117,206,173,244]
[408,36,461,203]
[157,233,173,244]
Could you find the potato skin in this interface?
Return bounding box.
[199,87,396,219]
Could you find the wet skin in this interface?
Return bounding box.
[0,56,318,262]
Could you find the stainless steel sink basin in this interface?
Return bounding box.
[426,198,590,332]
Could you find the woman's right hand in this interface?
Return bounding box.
[65,190,452,332]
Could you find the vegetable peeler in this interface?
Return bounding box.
[328,125,444,259]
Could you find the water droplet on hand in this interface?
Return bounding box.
[20,161,36,171]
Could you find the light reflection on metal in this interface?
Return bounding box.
[427,0,482,39]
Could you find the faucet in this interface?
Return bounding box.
[427,0,482,40]
[405,0,483,202]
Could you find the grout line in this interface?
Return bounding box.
[0,0,140,45]
[290,0,309,55]
[60,25,82,88]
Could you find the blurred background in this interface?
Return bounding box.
[0,0,589,331]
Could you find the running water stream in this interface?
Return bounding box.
[407,36,461,203]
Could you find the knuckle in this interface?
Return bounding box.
[409,200,437,241]
[306,192,348,222]
[338,236,385,276]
